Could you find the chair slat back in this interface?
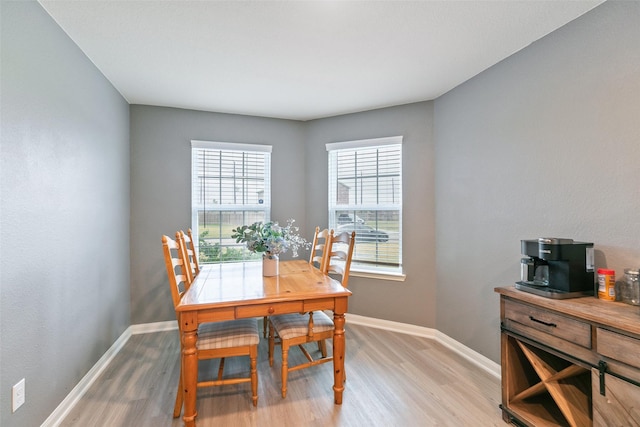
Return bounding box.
[177,230,199,284]
[162,235,191,309]
[309,226,331,272]
[325,230,356,288]
[186,229,200,274]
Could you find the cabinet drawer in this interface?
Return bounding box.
[236,301,303,318]
[504,299,591,348]
[597,328,640,370]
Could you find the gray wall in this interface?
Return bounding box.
[130,102,436,327]
[434,0,640,362]
[130,106,306,324]
[305,102,437,326]
[0,2,130,426]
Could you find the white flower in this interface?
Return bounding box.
[231,219,310,257]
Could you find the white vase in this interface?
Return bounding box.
[262,253,279,276]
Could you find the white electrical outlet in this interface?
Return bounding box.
[12,378,25,412]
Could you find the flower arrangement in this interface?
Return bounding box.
[231,219,309,258]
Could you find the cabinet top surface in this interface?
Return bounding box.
[495,286,640,336]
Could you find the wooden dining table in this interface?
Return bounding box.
[175,259,352,427]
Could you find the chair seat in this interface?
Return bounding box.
[197,319,260,350]
[163,234,259,413]
[270,311,334,340]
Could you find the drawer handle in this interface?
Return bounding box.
[268,307,275,314]
[529,316,557,328]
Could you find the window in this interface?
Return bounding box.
[327,136,402,275]
[191,140,271,263]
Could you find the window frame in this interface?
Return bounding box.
[190,140,272,264]
[326,136,405,280]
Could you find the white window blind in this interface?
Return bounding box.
[191,140,271,263]
[327,136,402,271]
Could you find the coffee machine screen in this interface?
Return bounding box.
[586,247,595,272]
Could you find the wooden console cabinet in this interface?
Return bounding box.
[496,286,640,426]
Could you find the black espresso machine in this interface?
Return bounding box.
[516,238,595,299]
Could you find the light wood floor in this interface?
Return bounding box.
[60,322,504,426]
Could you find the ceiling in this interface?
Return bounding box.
[39,0,604,121]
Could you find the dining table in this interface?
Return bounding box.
[175,259,352,427]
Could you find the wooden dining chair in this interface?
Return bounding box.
[307,226,333,350]
[177,229,200,284]
[309,226,331,271]
[268,230,356,398]
[315,229,357,354]
[186,228,200,272]
[162,235,259,416]
[324,230,357,288]
[262,226,331,338]
[261,225,332,338]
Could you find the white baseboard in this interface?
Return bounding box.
[130,320,178,335]
[40,327,132,427]
[346,313,438,339]
[41,321,179,426]
[42,316,498,426]
[434,330,501,379]
[346,313,501,379]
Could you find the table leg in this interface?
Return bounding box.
[332,312,346,404]
[181,313,198,427]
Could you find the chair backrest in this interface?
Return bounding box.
[325,230,356,288]
[309,226,331,272]
[162,235,192,310]
[177,229,200,284]
[186,229,200,274]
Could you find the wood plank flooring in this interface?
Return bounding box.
[60,322,504,426]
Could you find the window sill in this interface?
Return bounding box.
[349,265,406,282]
